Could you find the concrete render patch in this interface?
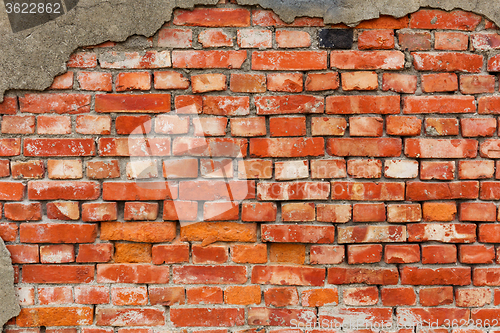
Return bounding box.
[0,0,498,100]
[0,238,19,326]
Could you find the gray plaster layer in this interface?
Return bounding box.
[0,238,19,327]
[0,0,499,100]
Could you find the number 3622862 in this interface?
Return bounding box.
[5,2,62,14]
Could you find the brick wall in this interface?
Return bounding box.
[2,3,500,332]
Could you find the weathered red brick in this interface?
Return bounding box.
[412,52,483,72]
[330,51,404,69]
[173,50,246,69]
[252,51,327,70]
[20,93,90,114]
[20,223,97,244]
[410,9,481,30]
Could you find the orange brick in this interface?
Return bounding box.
[267,73,303,92]
[230,73,266,93]
[276,30,311,48]
[305,72,339,91]
[421,73,458,92]
[358,29,394,49]
[116,72,151,91]
[342,71,378,91]
[192,74,227,93]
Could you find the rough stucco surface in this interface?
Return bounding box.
[0,238,19,326]
[0,0,499,100]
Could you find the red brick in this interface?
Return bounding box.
[487,54,500,71]
[154,71,190,89]
[28,181,99,200]
[412,52,483,72]
[422,201,457,221]
[338,225,406,243]
[310,160,346,179]
[22,264,94,283]
[74,285,109,304]
[479,224,500,243]
[401,267,471,285]
[77,72,112,91]
[20,93,90,114]
[282,202,315,221]
[232,244,267,264]
[355,15,409,28]
[252,265,325,286]
[203,96,249,116]
[398,32,431,51]
[407,223,476,243]
[20,223,96,244]
[421,244,457,264]
[237,29,272,48]
[0,182,25,200]
[103,181,177,201]
[230,73,266,93]
[4,203,41,221]
[384,244,420,264]
[407,181,479,201]
[24,138,95,156]
[419,287,454,306]
[76,115,111,134]
[184,222,252,245]
[480,139,500,158]
[404,96,475,114]
[157,28,192,48]
[478,96,500,114]
[203,201,238,221]
[46,202,79,220]
[115,115,151,135]
[162,159,197,179]
[96,264,169,284]
[173,50,246,69]
[382,73,417,93]
[252,9,325,27]
[341,71,378,91]
[320,308,391,326]
[152,243,189,264]
[479,182,500,200]
[111,286,147,306]
[327,267,398,285]
[95,308,165,326]
[381,287,417,306]
[238,159,272,179]
[95,94,170,113]
[331,181,405,201]
[264,287,298,307]
[347,244,382,264]
[327,138,401,157]
[473,268,500,286]
[0,139,21,156]
[330,50,404,69]
[358,29,394,49]
[410,9,481,30]
[353,203,385,222]
[267,73,303,92]
[460,202,496,221]
[116,72,151,91]
[305,72,339,91]
[456,288,491,307]
[262,225,334,244]
[82,202,117,222]
[269,117,306,137]
[38,286,73,304]
[186,286,223,304]
[420,161,455,180]
[0,97,18,114]
[472,32,500,51]
[149,286,185,306]
[252,51,327,70]
[241,202,276,222]
[174,8,250,26]
[459,244,495,264]
[67,52,96,68]
[326,95,399,114]
[343,286,378,306]
[179,180,253,200]
[100,50,170,69]
[461,118,497,137]
[199,29,232,47]
[435,32,469,50]
[6,245,39,263]
[386,116,421,136]
[255,95,324,115]
[47,159,82,179]
[349,116,383,136]
[174,95,203,114]
[192,74,227,93]
[396,308,469,327]
[174,265,247,284]
[250,138,323,157]
[422,73,458,92]
[405,138,477,158]
[49,72,73,89]
[1,115,35,134]
[257,181,328,200]
[86,160,120,179]
[276,30,311,48]
[124,202,158,221]
[230,117,265,137]
[310,245,345,264]
[0,223,17,242]
[0,160,8,178]
[77,244,113,263]
[171,308,244,327]
[316,204,351,223]
[16,307,93,327]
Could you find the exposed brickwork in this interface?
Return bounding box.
[2,4,500,332]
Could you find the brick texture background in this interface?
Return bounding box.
[2,2,500,332]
